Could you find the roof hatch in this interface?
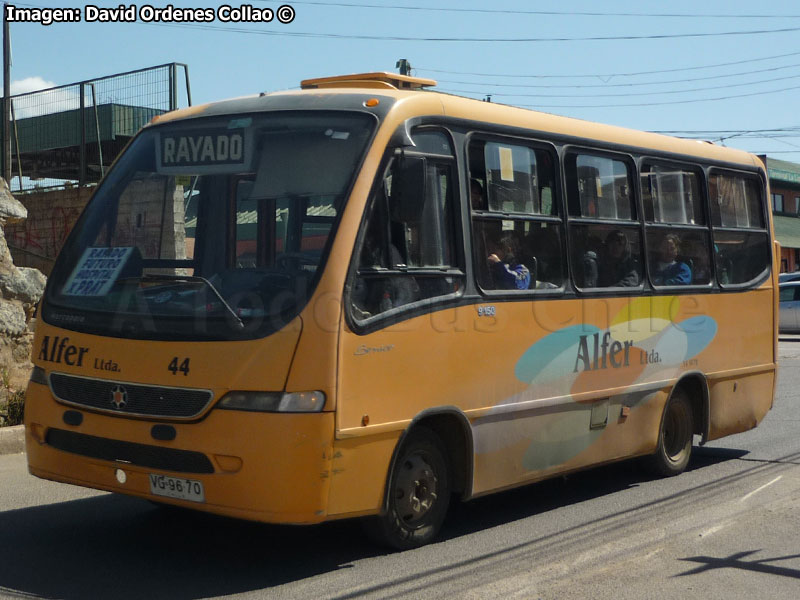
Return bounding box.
[300,72,437,91]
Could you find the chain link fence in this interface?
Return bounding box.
[3,63,190,192]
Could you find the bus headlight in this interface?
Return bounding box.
[217,391,326,413]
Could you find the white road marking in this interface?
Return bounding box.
[699,523,729,538]
[740,476,783,502]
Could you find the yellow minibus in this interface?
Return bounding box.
[25,72,777,549]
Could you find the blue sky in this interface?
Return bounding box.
[8,0,800,161]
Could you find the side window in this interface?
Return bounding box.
[780,286,795,302]
[230,179,336,271]
[568,154,633,219]
[469,138,562,291]
[772,193,784,213]
[233,179,259,268]
[711,173,764,228]
[300,197,335,252]
[565,151,642,290]
[709,172,769,286]
[642,165,704,225]
[482,142,555,215]
[351,131,463,321]
[642,163,711,287]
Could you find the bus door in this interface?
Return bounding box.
[331,130,467,513]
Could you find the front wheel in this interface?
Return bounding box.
[363,426,451,550]
[648,389,694,477]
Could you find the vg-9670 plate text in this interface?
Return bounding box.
[149,473,205,502]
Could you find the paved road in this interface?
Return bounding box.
[1,341,799,599]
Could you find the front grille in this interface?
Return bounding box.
[49,373,213,419]
[46,429,215,474]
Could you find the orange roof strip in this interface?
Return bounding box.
[300,72,437,90]
[306,80,398,90]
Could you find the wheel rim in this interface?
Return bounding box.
[663,400,690,463]
[393,452,439,527]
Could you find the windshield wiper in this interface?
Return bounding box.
[123,274,245,330]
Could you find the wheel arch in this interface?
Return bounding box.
[669,371,710,445]
[379,407,474,515]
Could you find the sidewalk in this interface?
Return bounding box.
[0,425,24,455]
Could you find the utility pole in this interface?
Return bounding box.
[3,3,11,185]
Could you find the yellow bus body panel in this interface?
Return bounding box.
[335,288,775,498]
[29,320,302,394]
[25,382,335,523]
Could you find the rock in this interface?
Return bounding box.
[0,335,31,391]
[0,227,15,278]
[0,267,46,305]
[0,301,26,336]
[11,333,31,363]
[0,179,26,224]
[0,179,43,395]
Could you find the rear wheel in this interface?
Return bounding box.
[648,389,694,477]
[363,426,451,550]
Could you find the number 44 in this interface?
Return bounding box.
[168,357,190,376]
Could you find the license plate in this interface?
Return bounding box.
[149,473,205,503]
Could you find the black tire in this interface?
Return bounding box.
[363,426,451,550]
[648,389,694,477]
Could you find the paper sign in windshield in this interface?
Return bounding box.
[63,247,134,296]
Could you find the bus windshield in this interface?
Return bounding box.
[43,111,376,340]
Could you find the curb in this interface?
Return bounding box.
[0,425,25,455]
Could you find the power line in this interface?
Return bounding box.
[435,63,800,90]
[135,20,800,43]
[11,0,800,44]
[255,1,800,19]
[750,151,800,154]
[417,50,800,79]
[15,0,800,23]
[653,127,800,136]
[440,72,800,99]
[11,2,800,44]
[487,82,800,108]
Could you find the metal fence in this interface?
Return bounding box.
[3,63,191,192]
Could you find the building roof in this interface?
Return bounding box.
[766,157,800,187]
[13,103,165,182]
[774,214,800,249]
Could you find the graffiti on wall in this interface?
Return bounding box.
[5,189,91,273]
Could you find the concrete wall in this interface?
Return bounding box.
[112,179,187,263]
[5,186,94,276]
[6,182,188,276]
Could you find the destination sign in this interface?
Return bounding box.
[157,126,252,174]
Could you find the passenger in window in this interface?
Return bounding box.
[352,218,419,318]
[715,243,731,285]
[523,226,561,286]
[487,233,531,290]
[470,178,486,211]
[599,230,640,287]
[579,235,603,288]
[357,221,384,268]
[684,240,711,284]
[652,233,692,285]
